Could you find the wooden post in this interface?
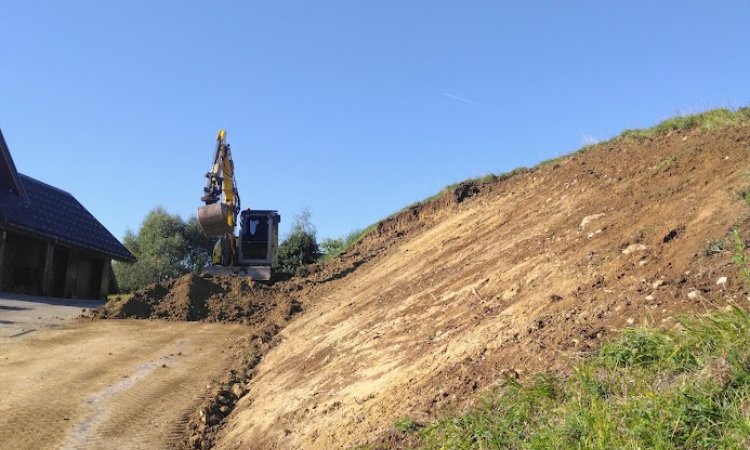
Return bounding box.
[41,241,54,296]
[0,230,7,290]
[99,257,111,300]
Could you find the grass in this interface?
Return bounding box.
[732,227,750,288]
[394,416,420,433]
[417,305,750,449]
[652,156,678,173]
[705,239,726,256]
[738,187,750,206]
[620,107,750,142]
[107,293,133,302]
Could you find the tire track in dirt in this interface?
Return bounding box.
[0,321,246,450]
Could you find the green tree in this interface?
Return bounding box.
[319,237,345,257]
[276,209,320,277]
[113,207,212,292]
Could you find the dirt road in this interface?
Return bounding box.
[0,320,246,450]
[0,292,102,338]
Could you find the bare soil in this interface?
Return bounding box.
[212,125,750,449]
[0,320,246,450]
[98,274,302,326]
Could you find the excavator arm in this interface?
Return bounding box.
[197,130,241,265]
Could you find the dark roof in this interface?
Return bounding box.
[0,130,26,198]
[0,174,136,262]
[0,129,135,262]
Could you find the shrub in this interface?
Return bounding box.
[113,208,212,292]
[275,209,320,277]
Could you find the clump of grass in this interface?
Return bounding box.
[705,238,726,256]
[737,187,750,206]
[732,227,750,288]
[620,107,750,142]
[418,305,750,449]
[107,293,133,302]
[651,156,677,173]
[394,416,420,434]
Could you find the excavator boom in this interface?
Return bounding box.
[197,130,240,237]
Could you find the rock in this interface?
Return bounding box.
[219,406,231,415]
[716,276,728,286]
[622,244,648,255]
[687,290,700,300]
[652,279,665,289]
[230,382,245,398]
[580,213,606,229]
[645,295,654,301]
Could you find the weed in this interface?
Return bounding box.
[651,156,677,173]
[738,187,750,205]
[705,239,726,256]
[107,293,133,302]
[394,416,420,434]
[732,227,750,287]
[619,107,750,143]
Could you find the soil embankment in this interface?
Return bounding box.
[212,125,750,449]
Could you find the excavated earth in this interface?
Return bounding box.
[99,275,302,325]
[87,124,750,449]
[209,125,750,449]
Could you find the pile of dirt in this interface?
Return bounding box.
[212,123,750,449]
[98,274,302,325]
[92,274,306,449]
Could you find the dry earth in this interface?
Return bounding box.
[214,126,750,449]
[0,320,246,450]
[3,123,750,450]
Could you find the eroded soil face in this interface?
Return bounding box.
[214,126,750,449]
[0,320,246,450]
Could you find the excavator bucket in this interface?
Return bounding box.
[197,203,234,236]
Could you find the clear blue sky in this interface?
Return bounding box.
[1,1,749,242]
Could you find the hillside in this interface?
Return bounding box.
[211,110,750,449]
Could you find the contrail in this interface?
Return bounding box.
[442,92,481,106]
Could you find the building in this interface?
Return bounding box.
[0,129,135,299]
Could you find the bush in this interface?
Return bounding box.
[113,207,212,292]
[319,228,368,261]
[275,209,320,277]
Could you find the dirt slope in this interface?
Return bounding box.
[214,125,750,449]
[0,320,245,450]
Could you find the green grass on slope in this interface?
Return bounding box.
[413,305,750,449]
[620,107,750,142]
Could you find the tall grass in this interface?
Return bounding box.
[620,107,750,141]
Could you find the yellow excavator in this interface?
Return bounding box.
[197,130,280,280]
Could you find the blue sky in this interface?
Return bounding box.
[1,1,749,242]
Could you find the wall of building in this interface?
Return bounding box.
[0,228,110,299]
